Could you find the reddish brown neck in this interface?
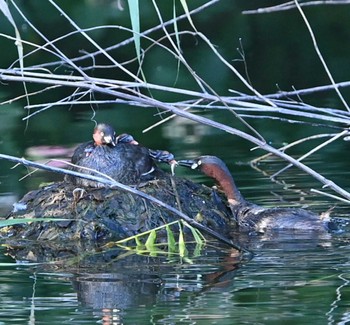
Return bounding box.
[201,163,244,205]
[93,131,102,146]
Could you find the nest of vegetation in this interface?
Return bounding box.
[3,174,232,244]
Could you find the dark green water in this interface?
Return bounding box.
[2,235,350,325]
[1,1,350,324]
[1,153,350,324]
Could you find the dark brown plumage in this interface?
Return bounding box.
[179,155,331,233]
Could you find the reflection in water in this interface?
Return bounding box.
[0,193,18,217]
[25,145,76,168]
[163,116,214,145]
[69,247,241,324]
[4,241,242,323]
[4,227,350,324]
[73,273,159,308]
[1,144,350,323]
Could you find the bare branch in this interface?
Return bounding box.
[293,0,350,112]
[271,129,349,178]
[27,0,221,70]
[243,1,350,15]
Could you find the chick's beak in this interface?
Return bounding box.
[178,159,198,169]
[103,135,116,146]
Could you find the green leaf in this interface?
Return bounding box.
[166,224,176,252]
[172,0,181,51]
[178,227,187,257]
[135,236,143,248]
[0,1,23,72]
[193,243,204,257]
[181,220,206,245]
[0,218,69,228]
[179,0,197,32]
[127,0,140,63]
[145,229,157,249]
[190,227,203,245]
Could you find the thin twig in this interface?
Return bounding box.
[1,69,350,200]
[148,4,267,142]
[10,1,89,79]
[294,0,350,112]
[2,68,350,126]
[251,133,342,164]
[48,0,143,83]
[271,129,349,178]
[242,1,350,14]
[310,189,350,204]
[28,0,221,70]
[228,81,350,104]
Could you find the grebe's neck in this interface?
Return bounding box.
[199,156,245,205]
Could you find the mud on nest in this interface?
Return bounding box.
[3,174,233,245]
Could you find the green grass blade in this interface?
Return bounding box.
[178,227,187,257]
[193,243,204,257]
[0,218,69,228]
[166,224,177,252]
[127,0,140,63]
[135,236,143,248]
[173,0,181,50]
[179,0,197,32]
[0,0,27,104]
[145,229,157,250]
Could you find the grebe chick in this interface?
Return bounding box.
[116,134,178,173]
[179,155,331,233]
[71,123,117,164]
[71,123,177,169]
[67,123,178,186]
[67,124,156,186]
[116,133,139,145]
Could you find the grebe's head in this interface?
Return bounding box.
[93,123,117,146]
[116,133,139,145]
[178,156,227,171]
[179,155,243,204]
[179,155,234,184]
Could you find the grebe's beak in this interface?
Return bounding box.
[103,135,116,146]
[178,159,201,170]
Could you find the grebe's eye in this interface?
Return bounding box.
[191,159,201,169]
[100,131,105,137]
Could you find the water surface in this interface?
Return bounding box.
[1,153,350,324]
[1,1,350,324]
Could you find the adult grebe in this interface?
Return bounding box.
[67,123,176,186]
[179,155,331,233]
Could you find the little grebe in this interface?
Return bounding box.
[67,123,176,186]
[179,155,331,233]
[71,123,118,164]
[116,132,177,171]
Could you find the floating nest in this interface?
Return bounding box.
[2,173,233,248]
